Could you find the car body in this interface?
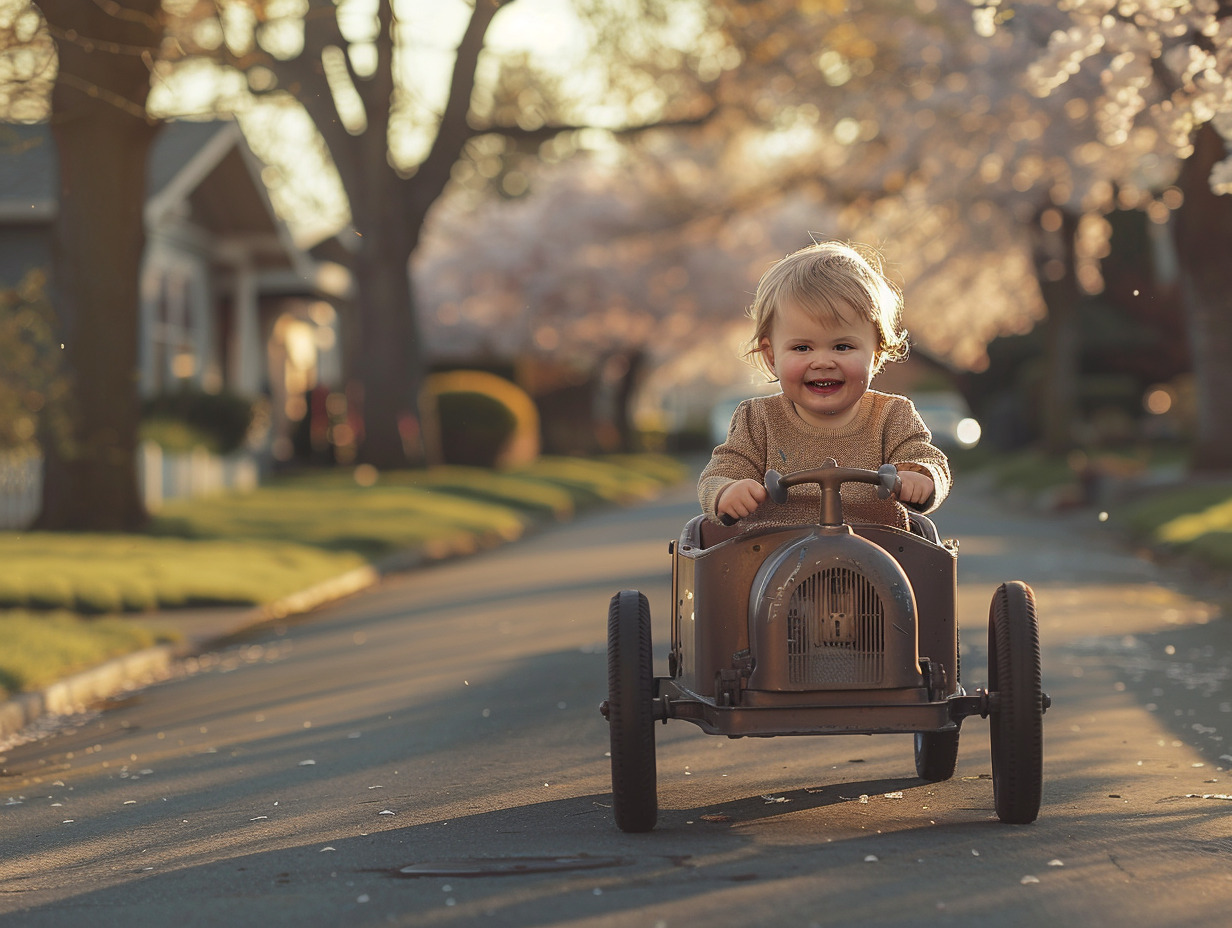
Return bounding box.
[603,462,1047,833]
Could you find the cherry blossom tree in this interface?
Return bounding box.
[413,140,856,449]
[392,0,1232,462]
[681,0,1212,453]
[1013,0,1232,467]
[569,0,1096,447]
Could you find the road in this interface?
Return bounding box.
[2,471,1231,927]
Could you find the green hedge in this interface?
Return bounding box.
[141,388,255,453]
[436,391,518,467]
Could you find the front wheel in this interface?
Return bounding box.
[607,589,657,832]
[987,581,1044,824]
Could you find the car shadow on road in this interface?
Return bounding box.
[16,768,1231,928]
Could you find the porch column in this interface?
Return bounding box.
[228,257,261,396]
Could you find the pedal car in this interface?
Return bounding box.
[601,461,1049,832]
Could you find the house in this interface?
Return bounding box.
[0,120,350,456]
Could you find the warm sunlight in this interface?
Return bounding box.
[144,0,607,244]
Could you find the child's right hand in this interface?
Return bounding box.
[716,478,768,522]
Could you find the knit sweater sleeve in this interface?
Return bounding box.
[698,399,768,523]
[882,396,952,514]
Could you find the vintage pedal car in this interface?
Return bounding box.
[601,461,1049,833]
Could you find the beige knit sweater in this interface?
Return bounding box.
[698,390,951,531]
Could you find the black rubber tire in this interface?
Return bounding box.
[914,729,960,781]
[607,589,657,832]
[987,581,1043,824]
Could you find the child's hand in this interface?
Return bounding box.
[716,478,768,521]
[895,469,934,506]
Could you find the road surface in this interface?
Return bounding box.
[2,472,1231,926]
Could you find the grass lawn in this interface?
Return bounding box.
[1119,480,1232,570]
[957,445,1232,571]
[0,611,164,696]
[0,454,687,699]
[947,446,1077,493]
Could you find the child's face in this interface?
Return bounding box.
[760,299,880,430]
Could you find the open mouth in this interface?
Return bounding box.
[806,379,843,395]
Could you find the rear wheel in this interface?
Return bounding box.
[607,589,657,832]
[914,729,959,781]
[987,581,1043,824]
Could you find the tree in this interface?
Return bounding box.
[0,0,719,529]
[1029,206,1083,452]
[379,0,1232,462]
[414,0,1188,456]
[1172,122,1232,469]
[680,0,1227,456]
[666,0,1093,450]
[182,0,715,468]
[414,136,875,449]
[413,3,1078,442]
[32,0,163,530]
[1005,0,1232,468]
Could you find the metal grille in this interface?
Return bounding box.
[785,568,884,685]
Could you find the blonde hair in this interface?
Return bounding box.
[746,240,909,377]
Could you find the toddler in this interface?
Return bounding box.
[700,240,950,530]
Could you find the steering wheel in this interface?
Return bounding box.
[720,459,901,526]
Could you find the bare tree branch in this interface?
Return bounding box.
[43,21,160,58]
[245,1,361,192]
[348,0,393,135]
[87,0,160,31]
[410,0,514,219]
[52,68,153,120]
[483,104,719,147]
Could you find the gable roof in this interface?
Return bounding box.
[0,123,56,220]
[147,119,232,202]
[0,119,306,272]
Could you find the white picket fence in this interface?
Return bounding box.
[0,449,40,530]
[0,442,261,530]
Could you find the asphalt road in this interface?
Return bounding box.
[2,472,1231,927]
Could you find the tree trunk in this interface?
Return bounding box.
[1030,207,1082,455]
[34,0,161,531]
[611,349,646,452]
[1172,123,1232,472]
[279,0,508,470]
[348,226,425,470]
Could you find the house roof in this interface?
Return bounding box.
[0,119,308,274]
[0,123,56,219]
[147,120,231,202]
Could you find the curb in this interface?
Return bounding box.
[0,644,180,748]
[0,550,432,747]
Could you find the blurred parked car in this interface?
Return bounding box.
[911,391,981,450]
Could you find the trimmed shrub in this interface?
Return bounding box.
[141,388,254,453]
[0,270,62,452]
[436,391,518,467]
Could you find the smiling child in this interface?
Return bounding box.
[699,240,951,530]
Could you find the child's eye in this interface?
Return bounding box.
[791,344,810,352]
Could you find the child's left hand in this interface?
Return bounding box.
[895,469,934,506]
